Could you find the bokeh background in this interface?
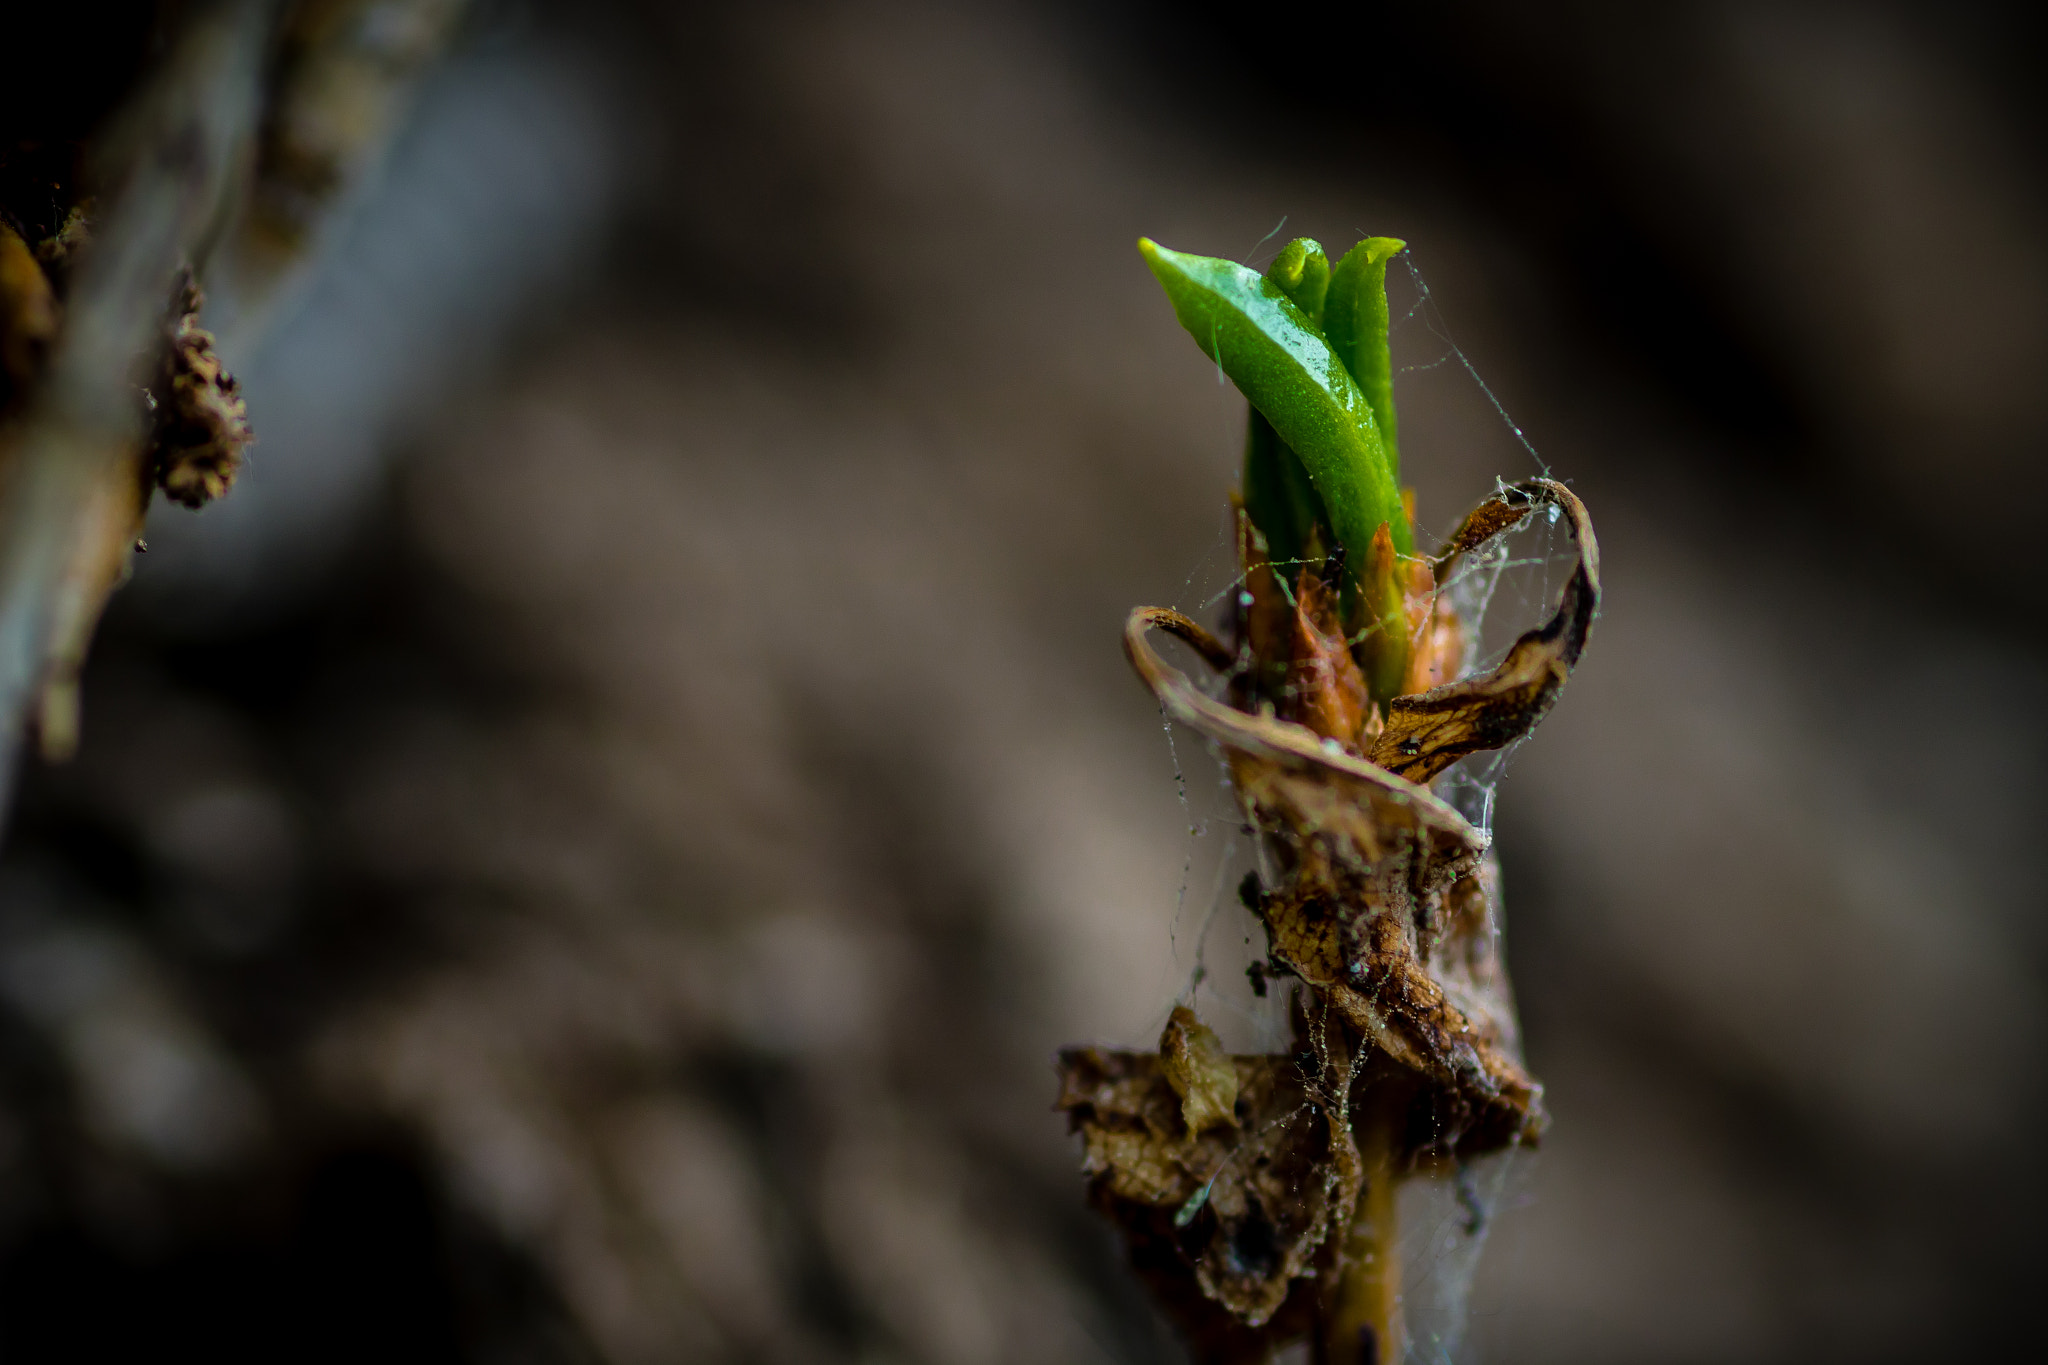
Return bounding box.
[3,1,2045,1361]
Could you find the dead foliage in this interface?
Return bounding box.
[1060,478,1600,1361]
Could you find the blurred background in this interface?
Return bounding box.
[3,0,2045,1360]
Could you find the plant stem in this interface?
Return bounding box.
[1324,1092,1403,1365]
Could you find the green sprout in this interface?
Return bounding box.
[1138,234,1413,701]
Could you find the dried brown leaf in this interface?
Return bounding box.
[1161,1005,1240,1135]
[1230,504,1371,748]
[1400,555,1462,696]
[1079,479,1597,1354]
[1368,479,1600,784]
[1120,485,1592,1153]
[1057,1011,1361,1341]
[1284,570,1370,747]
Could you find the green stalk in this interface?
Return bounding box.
[1242,409,1327,579]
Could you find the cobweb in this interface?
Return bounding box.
[1146,249,1576,1363]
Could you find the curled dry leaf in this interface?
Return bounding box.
[1060,477,1599,1355]
[1369,481,1600,784]
[1161,1004,1241,1135]
[150,276,253,509]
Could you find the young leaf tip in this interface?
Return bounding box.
[1138,232,1412,576]
[1266,237,1330,324]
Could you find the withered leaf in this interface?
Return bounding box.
[1232,505,1371,748]
[1161,1005,1240,1134]
[1120,482,1586,1153]
[1284,570,1369,747]
[1253,845,1543,1155]
[1056,1035,1357,1336]
[1124,607,1485,886]
[1401,554,1462,696]
[1085,478,1597,1357]
[1368,479,1600,784]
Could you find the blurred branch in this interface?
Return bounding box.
[0,0,270,798]
[0,0,466,820]
[209,0,470,350]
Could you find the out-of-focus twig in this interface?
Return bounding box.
[0,0,468,815]
[0,0,271,796]
[207,0,469,350]
[0,225,59,395]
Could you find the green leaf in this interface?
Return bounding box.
[1323,237,1406,481]
[1265,237,1330,326]
[1243,240,1335,577]
[1138,238,1410,568]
